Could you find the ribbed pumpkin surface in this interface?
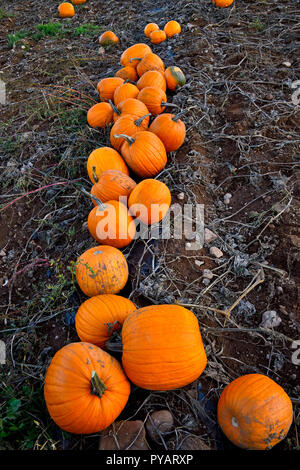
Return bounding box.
[91,170,136,205]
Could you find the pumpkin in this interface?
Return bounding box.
[121,304,207,390]
[116,131,167,178]
[87,102,114,128]
[163,21,181,38]
[110,113,151,152]
[91,170,136,205]
[120,43,152,69]
[87,147,129,184]
[128,179,171,225]
[99,31,119,46]
[115,66,138,82]
[58,2,75,18]
[217,374,293,450]
[97,77,124,102]
[112,98,149,123]
[87,200,136,248]
[75,245,129,297]
[164,66,186,91]
[72,0,86,4]
[213,0,234,7]
[75,294,136,348]
[137,87,169,115]
[44,342,130,434]
[144,23,159,38]
[113,82,140,107]
[136,70,167,92]
[150,30,167,44]
[136,53,165,77]
[149,112,186,152]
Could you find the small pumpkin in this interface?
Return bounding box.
[144,23,159,38]
[87,147,129,184]
[75,294,136,348]
[91,170,136,205]
[99,31,119,46]
[112,98,149,123]
[128,179,171,225]
[137,87,170,115]
[87,200,136,248]
[213,0,234,7]
[136,52,165,77]
[120,43,152,69]
[115,66,138,82]
[72,0,86,4]
[136,70,167,92]
[217,374,293,450]
[75,245,129,297]
[58,2,75,18]
[121,305,207,390]
[44,342,130,434]
[149,111,186,152]
[150,30,167,44]
[163,21,181,38]
[97,77,124,102]
[110,113,151,152]
[164,66,186,91]
[87,102,114,128]
[115,131,167,178]
[113,82,140,107]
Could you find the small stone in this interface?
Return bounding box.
[98,47,105,55]
[0,250,6,257]
[224,193,232,205]
[99,420,148,450]
[203,269,213,280]
[260,310,282,329]
[195,260,204,267]
[202,278,210,286]
[204,228,218,244]
[282,61,291,67]
[267,94,274,100]
[145,410,174,441]
[177,192,185,200]
[277,286,283,295]
[209,246,223,258]
[186,242,192,249]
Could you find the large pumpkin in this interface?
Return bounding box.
[97,77,124,102]
[75,245,129,297]
[75,294,136,348]
[213,0,234,7]
[121,305,207,390]
[128,179,171,225]
[58,2,75,18]
[217,374,293,450]
[113,98,149,123]
[115,66,138,82]
[149,112,186,152]
[136,70,167,92]
[44,342,130,434]
[144,23,159,38]
[87,102,114,128]
[137,87,168,115]
[120,43,152,69]
[163,21,181,38]
[164,66,186,91]
[113,82,140,106]
[110,113,150,152]
[150,30,166,45]
[136,53,165,77]
[91,170,136,205]
[87,147,129,184]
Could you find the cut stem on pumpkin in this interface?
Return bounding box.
[134,113,152,126]
[91,371,107,397]
[113,134,135,145]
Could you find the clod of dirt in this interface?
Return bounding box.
[99,420,149,450]
[145,410,174,442]
[209,246,223,259]
[260,310,282,329]
[171,434,212,451]
[204,228,218,244]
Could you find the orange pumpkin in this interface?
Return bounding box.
[113,82,140,106]
[87,102,114,128]
[213,0,234,7]
[58,2,75,18]
[136,53,165,77]
[99,31,119,46]
[87,147,129,184]
[97,77,124,102]
[87,200,136,248]
[163,21,181,38]
[75,245,129,297]
[115,66,138,82]
[72,0,86,4]
[137,87,169,115]
[112,98,150,123]
[116,131,167,178]
[164,66,186,91]
[90,170,136,205]
[150,30,166,44]
[149,112,186,152]
[128,179,171,225]
[144,23,159,38]
[110,113,150,152]
[217,374,293,450]
[121,305,207,390]
[75,294,136,348]
[136,70,167,92]
[120,43,152,69]
[44,342,130,434]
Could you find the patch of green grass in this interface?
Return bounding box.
[0,7,15,20]
[249,18,265,32]
[8,30,30,48]
[72,23,103,37]
[32,22,63,41]
[58,108,87,132]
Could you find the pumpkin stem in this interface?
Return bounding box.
[161,102,180,109]
[124,79,137,85]
[105,332,123,353]
[134,113,151,127]
[113,134,135,145]
[129,57,142,63]
[108,99,120,115]
[80,186,106,210]
[172,108,190,122]
[91,371,107,398]
[92,166,98,183]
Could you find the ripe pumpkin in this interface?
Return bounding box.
[75,294,136,348]
[136,53,165,77]
[113,98,149,123]
[120,43,152,69]
[87,147,129,184]
[144,23,159,38]
[164,66,186,91]
[137,87,169,115]
[87,102,114,128]
[110,113,151,152]
[87,200,136,248]
[115,66,138,82]
[58,2,75,18]
[116,131,167,178]
[213,0,234,7]
[136,70,167,92]
[163,21,181,38]
[90,170,136,205]
[149,112,186,152]
[97,77,124,102]
[150,30,167,44]
[121,305,207,390]
[128,179,171,225]
[99,31,119,46]
[113,82,140,107]
[75,245,129,297]
[217,374,293,450]
[72,0,86,4]
[44,342,130,434]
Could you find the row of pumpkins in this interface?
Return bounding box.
[44,39,293,451]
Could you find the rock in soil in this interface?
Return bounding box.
[260,310,282,329]
[145,410,174,441]
[99,420,149,450]
[209,246,223,259]
[204,228,218,244]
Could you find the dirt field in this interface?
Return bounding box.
[0,0,299,451]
